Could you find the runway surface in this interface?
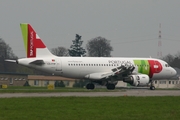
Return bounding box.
[0,90,180,98]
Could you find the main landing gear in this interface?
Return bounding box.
[149,80,155,90]
[86,83,95,90]
[86,83,116,90]
[106,83,115,90]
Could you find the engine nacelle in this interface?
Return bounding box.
[123,74,150,86]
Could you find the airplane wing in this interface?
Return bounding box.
[85,62,135,80]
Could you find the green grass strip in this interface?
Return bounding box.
[0,96,179,120]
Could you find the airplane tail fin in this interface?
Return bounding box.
[20,23,54,58]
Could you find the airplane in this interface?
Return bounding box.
[6,23,177,90]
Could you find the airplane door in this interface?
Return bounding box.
[56,59,62,71]
[154,60,162,73]
[153,60,159,72]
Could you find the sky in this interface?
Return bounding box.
[0,0,180,58]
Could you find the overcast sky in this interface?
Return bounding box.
[0,0,180,58]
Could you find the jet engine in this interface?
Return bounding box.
[123,74,150,86]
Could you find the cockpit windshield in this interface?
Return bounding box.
[165,64,169,67]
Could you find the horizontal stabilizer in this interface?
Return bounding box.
[29,60,45,65]
[5,59,17,63]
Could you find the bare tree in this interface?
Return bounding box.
[86,36,113,57]
[161,54,174,65]
[51,46,69,56]
[0,38,17,59]
[0,38,17,72]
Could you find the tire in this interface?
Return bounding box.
[86,83,95,90]
[107,84,115,90]
[150,86,155,90]
[151,86,155,90]
[90,83,95,90]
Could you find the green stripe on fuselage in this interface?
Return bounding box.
[133,60,150,75]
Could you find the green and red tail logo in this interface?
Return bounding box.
[20,23,46,58]
[133,60,162,78]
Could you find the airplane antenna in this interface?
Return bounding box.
[157,23,162,58]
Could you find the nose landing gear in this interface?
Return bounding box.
[149,80,155,90]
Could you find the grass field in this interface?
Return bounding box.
[0,96,179,120]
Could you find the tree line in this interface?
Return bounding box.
[51,34,113,57]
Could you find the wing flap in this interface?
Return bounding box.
[85,62,135,80]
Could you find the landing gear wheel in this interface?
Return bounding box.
[149,79,155,90]
[150,86,155,90]
[86,83,95,90]
[106,84,115,90]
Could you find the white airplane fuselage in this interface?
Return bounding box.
[18,56,176,80]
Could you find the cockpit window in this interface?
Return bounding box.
[165,64,169,67]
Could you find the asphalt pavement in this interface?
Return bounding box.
[0,90,180,98]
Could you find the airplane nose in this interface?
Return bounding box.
[171,68,177,76]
